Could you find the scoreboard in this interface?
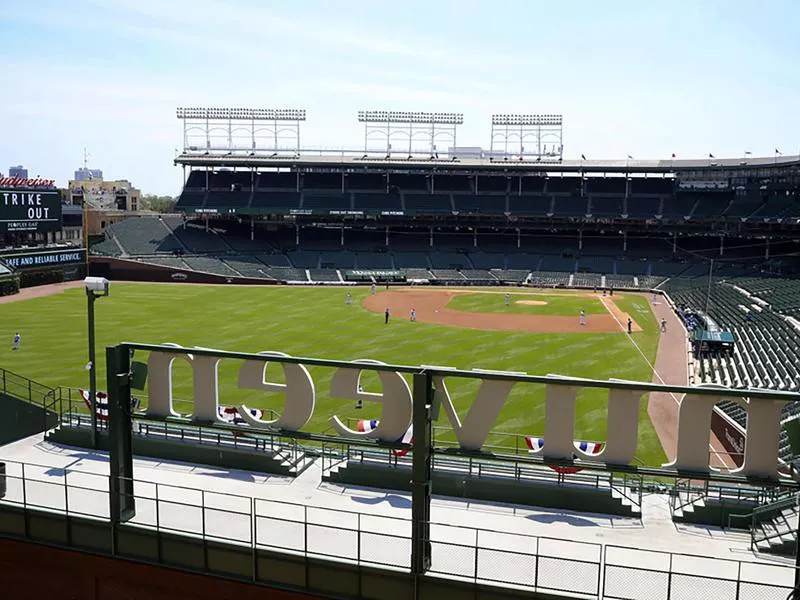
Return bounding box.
[0,180,62,233]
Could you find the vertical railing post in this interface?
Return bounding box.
[107,344,135,524]
[473,528,479,583]
[410,371,433,578]
[667,553,673,600]
[201,488,208,572]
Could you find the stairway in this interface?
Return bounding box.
[754,501,798,557]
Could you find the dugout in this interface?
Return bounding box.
[692,314,735,355]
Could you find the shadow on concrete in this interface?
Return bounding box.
[351,494,412,509]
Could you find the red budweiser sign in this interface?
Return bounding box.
[0,176,56,188]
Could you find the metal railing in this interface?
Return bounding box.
[0,367,55,408]
[0,457,793,599]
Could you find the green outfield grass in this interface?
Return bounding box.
[0,283,667,465]
[445,290,607,316]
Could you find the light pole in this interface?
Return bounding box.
[85,277,110,448]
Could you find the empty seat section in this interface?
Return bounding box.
[467,252,505,269]
[434,175,471,192]
[547,178,582,195]
[103,217,183,255]
[258,253,292,267]
[393,252,429,268]
[287,251,319,268]
[586,178,626,194]
[223,256,275,279]
[430,252,470,269]
[251,191,301,211]
[308,269,340,282]
[626,197,661,218]
[184,171,207,189]
[690,193,734,218]
[182,256,239,276]
[353,193,402,212]
[505,254,540,270]
[492,269,530,283]
[388,174,427,192]
[139,257,188,269]
[508,195,551,215]
[171,225,230,253]
[303,173,341,190]
[630,178,674,194]
[724,195,764,219]
[267,266,309,282]
[460,270,496,282]
[431,269,466,281]
[347,173,386,191]
[572,273,603,288]
[303,194,351,212]
[204,191,251,208]
[454,196,505,214]
[553,196,588,216]
[356,253,394,269]
[258,172,297,189]
[404,194,451,213]
[319,251,355,269]
[662,194,697,218]
[476,175,509,193]
[605,275,637,289]
[590,197,624,216]
[175,191,206,210]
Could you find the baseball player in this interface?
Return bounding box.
[579,310,586,326]
[12,332,20,351]
[410,308,416,322]
[346,291,352,305]
[660,318,667,332]
[505,292,510,306]
[627,317,633,334]
[385,307,390,324]
[371,283,376,295]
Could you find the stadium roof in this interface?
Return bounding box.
[174,152,800,174]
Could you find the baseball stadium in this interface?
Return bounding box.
[1,107,800,600]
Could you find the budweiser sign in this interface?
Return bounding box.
[0,176,56,188]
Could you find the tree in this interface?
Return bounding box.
[140,194,177,213]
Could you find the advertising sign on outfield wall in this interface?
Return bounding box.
[0,188,63,233]
[2,249,85,270]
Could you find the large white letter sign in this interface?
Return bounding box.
[435,369,523,451]
[146,343,223,421]
[541,380,579,459]
[667,384,725,474]
[599,382,646,466]
[741,397,782,479]
[235,351,315,431]
[329,360,412,441]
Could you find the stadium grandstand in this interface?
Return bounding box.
[89,107,800,460]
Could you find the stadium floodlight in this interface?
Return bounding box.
[491,114,563,126]
[84,276,110,449]
[176,107,306,121]
[358,110,464,125]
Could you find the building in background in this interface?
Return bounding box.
[8,165,28,179]
[74,167,104,181]
[67,173,143,236]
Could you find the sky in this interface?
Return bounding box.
[1,0,799,195]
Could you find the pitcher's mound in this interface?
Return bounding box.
[515,300,548,306]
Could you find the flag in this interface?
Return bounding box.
[218,405,263,425]
[775,148,781,154]
[709,153,715,158]
[80,389,109,421]
[581,154,586,160]
[394,424,414,457]
[523,436,605,474]
[671,153,676,158]
[355,420,413,456]
[356,419,379,433]
[744,151,752,155]
[627,154,633,160]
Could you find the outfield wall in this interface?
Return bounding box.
[90,256,276,285]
